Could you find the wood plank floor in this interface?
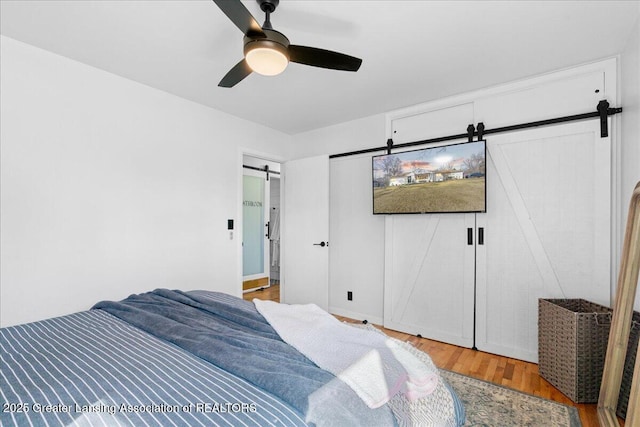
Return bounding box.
[244,285,624,427]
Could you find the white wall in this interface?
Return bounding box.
[0,36,292,327]
[619,12,640,311]
[291,114,386,160]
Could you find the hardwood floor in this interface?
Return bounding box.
[243,284,280,302]
[244,285,622,427]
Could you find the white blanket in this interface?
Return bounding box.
[253,299,439,409]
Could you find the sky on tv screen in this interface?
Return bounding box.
[373,141,485,177]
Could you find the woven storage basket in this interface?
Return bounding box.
[616,310,640,419]
[538,298,612,403]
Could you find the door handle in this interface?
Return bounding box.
[313,241,328,247]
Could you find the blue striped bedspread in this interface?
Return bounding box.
[0,307,307,427]
[92,289,395,426]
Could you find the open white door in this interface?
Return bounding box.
[242,168,270,290]
[281,155,329,310]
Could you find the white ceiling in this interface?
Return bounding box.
[1,0,638,135]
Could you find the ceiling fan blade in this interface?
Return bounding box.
[288,45,362,72]
[212,0,265,38]
[218,59,253,88]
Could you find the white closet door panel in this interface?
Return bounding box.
[390,103,474,144]
[476,120,611,363]
[384,214,475,347]
[475,70,606,128]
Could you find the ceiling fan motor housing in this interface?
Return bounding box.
[258,0,279,13]
[243,28,290,61]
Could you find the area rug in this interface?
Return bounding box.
[441,370,582,427]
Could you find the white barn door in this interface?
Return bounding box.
[476,120,611,362]
[383,213,476,348]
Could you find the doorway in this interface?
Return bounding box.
[242,155,281,293]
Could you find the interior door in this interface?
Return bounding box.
[476,120,611,363]
[383,213,476,348]
[242,169,270,289]
[281,155,330,310]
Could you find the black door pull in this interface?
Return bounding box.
[313,241,327,247]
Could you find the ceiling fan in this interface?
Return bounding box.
[213,0,363,87]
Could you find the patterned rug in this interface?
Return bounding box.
[441,370,582,427]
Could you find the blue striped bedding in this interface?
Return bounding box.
[92,289,395,426]
[1,290,464,426]
[1,308,307,426]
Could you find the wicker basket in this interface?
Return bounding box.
[538,298,612,403]
[616,310,640,419]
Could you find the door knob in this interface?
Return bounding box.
[313,241,327,247]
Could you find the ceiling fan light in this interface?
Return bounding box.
[245,45,289,76]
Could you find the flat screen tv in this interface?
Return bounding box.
[372,140,486,214]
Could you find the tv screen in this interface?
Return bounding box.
[372,140,486,214]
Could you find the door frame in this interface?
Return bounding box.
[237,148,285,297]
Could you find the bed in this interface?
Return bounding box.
[1,289,464,426]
